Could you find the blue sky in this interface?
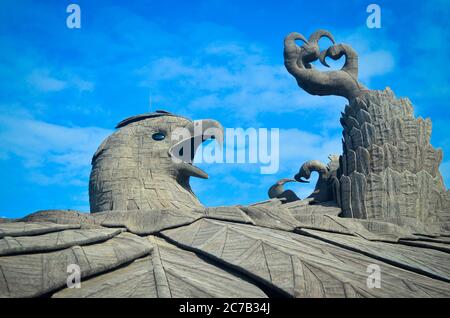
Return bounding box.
[1,0,449,218]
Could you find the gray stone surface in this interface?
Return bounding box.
[161,218,450,297]
[239,205,300,231]
[0,228,123,256]
[22,209,97,226]
[0,222,80,238]
[284,200,342,218]
[0,232,153,297]
[203,206,254,224]
[53,237,267,298]
[0,29,449,298]
[89,111,223,213]
[91,208,201,235]
[337,89,450,228]
[0,218,15,224]
[53,256,159,298]
[298,228,450,282]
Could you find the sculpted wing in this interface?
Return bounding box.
[2,204,450,298]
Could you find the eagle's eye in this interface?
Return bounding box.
[152,132,166,141]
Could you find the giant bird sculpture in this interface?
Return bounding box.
[1,30,450,298]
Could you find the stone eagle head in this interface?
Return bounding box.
[89,110,223,213]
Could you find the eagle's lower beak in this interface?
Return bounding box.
[169,119,224,179]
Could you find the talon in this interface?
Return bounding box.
[284,29,366,100]
[319,50,330,68]
[308,29,335,45]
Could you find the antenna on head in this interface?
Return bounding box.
[148,88,152,113]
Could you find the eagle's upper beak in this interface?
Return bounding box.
[168,119,224,179]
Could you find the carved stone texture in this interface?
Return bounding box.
[89,111,223,213]
[0,228,123,256]
[282,200,342,219]
[53,237,267,298]
[0,222,80,238]
[339,89,450,228]
[161,219,450,297]
[53,256,159,298]
[0,231,153,297]
[203,206,255,224]
[22,209,97,225]
[240,205,300,231]
[2,200,450,297]
[91,208,202,235]
[299,228,450,282]
[17,207,254,235]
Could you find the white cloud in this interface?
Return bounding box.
[358,50,395,82]
[0,112,112,185]
[140,28,396,124]
[142,47,347,122]
[341,30,396,85]
[27,69,95,93]
[72,77,95,92]
[27,70,67,92]
[279,129,341,165]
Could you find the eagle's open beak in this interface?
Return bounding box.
[169,119,224,179]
